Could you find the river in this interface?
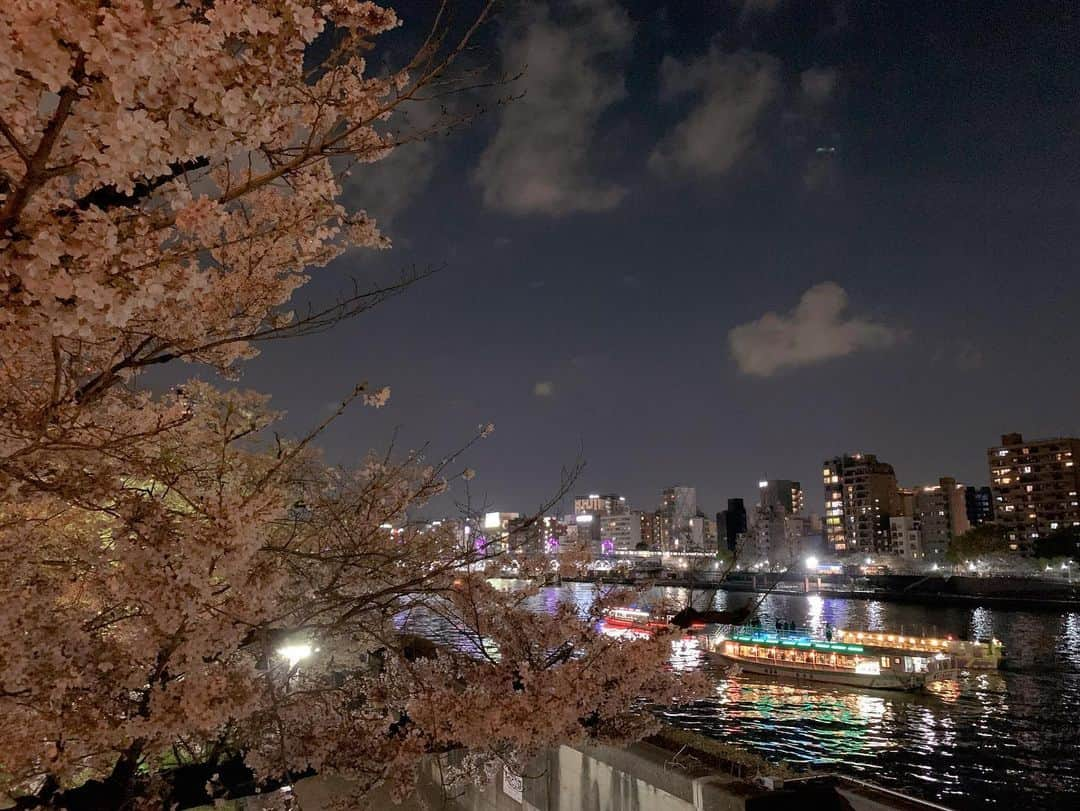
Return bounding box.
[408,580,1080,809]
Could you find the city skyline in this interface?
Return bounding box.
[459,430,1076,564]
[453,430,1056,526]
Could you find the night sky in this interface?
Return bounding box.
[207,1,1080,518]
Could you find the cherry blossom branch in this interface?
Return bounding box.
[0,52,86,235]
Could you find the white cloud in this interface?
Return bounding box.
[340,94,455,232]
[341,139,435,232]
[533,380,555,397]
[729,282,899,376]
[649,48,780,178]
[473,0,633,216]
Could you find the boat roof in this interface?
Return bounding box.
[728,632,865,654]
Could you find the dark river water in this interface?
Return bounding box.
[405,580,1080,810]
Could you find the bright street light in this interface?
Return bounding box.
[805,556,819,571]
[277,643,313,667]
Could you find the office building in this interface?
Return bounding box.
[823,453,901,555]
[573,493,627,516]
[989,433,1080,550]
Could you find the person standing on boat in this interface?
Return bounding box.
[825,623,833,642]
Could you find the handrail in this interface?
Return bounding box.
[781,773,959,811]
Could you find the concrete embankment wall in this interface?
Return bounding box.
[277,741,945,811]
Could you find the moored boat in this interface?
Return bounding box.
[601,607,706,635]
[709,630,958,691]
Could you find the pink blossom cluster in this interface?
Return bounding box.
[0,2,708,806]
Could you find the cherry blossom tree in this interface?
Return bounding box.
[0,2,707,807]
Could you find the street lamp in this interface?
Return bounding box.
[805,556,819,571]
[277,643,313,668]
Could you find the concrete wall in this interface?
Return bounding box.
[259,741,940,811]
[418,742,758,811]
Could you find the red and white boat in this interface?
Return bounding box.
[601,607,706,635]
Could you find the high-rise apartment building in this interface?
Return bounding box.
[701,514,718,549]
[751,508,819,567]
[823,453,901,555]
[964,486,995,527]
[912,477,970,560]
[989,433,1080,550]
[602,512,642,551]
[758,479,804,515]
[507,515,567,556]
[660,486,697,551]
[481,511,521,555]
[640,510,662,550]
[888,516,923,560]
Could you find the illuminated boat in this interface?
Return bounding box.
[601,607,706,635]
[710,630,957,691]
[833,629,1004,670]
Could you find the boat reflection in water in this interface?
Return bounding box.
[597,612,708,673]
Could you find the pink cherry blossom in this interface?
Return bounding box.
[0,2,706,807]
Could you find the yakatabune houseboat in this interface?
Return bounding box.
[832,628,1004,670]
[710,630,957,691]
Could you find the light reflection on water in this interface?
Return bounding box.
[401,581,1080,809]
[566,583,1079,809]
